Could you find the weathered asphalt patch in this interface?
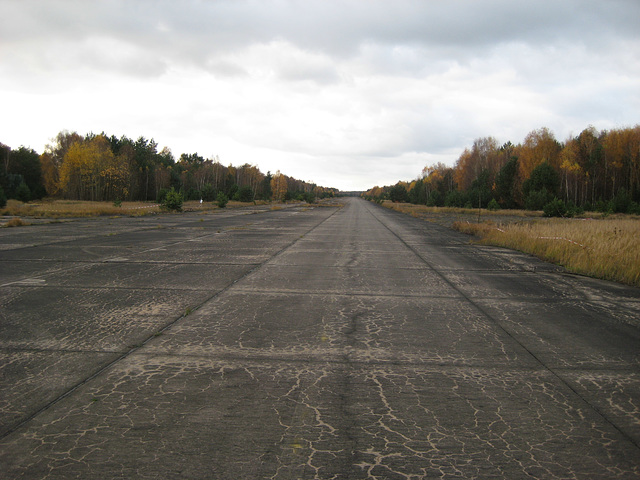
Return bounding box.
[1,199,639,479]
[1,355,637,479]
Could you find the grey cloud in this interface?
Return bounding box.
[204,60,248,78]
[5,0,638,74]
[273,47,341,84]
[2,0,638,191]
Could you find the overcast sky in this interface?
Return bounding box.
[1,0,639,191]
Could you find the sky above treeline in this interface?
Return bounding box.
[1,1,639,191]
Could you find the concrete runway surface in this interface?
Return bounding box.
[1,197,639,479]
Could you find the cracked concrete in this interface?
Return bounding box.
[0,198,639,479]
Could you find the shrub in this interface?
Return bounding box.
[227,184,239,200]
[113,198,122,208]
[157,188,170,204]
[15,182,31,202]
[543,197,566,217]
[0,186,6,208]
[565,201,583,217]
[525,188,551,210]
[487,198,500,211]
[5,217,27,227]
[162,188,183,211]
[216,192,229,208]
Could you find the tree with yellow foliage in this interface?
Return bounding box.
[58,135,128,200]
[270,170,287,201]
[516,127,561,181]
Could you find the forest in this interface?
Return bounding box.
[365,125,640,216]
[0,131,338,207]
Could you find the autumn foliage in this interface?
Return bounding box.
[270,170,288,202]
[58,135,129,201]
[1,131,338,204]
[365,125,640,214]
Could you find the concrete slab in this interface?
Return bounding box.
[0,350,119,437]
[1,355,638,479]
[240,265,459,297]
[1,198,639,479]
[0,286,210,351]
[47,262,254,290]
[143,291,536,367]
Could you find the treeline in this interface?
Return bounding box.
[0,131,338,206]
[365,125,640,215]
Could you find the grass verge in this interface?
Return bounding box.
[377,200,639,287]
[381,200,542,219]
[1,199,162,218]
[0,199,272,218]
[452,216,640,287]
[0,198,335,222]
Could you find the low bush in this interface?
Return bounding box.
[525,188,551,211]
[157,188,169,204]
[15,182,31,203]
[566,201,584,217]
[162,188,183,211]
[300,192,315,204]
[216,192,229,208]
[4,217,28,227]
[543,198,566,217]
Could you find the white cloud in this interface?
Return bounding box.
[1,0,639,191]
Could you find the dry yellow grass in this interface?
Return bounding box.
[454,217,640,287]
[1,199,162,217]
[1,198,304,219]
[381,200,540,218]
[3,217,30,227]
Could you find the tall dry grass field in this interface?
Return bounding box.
[383,201,478,217]
[1,199,161,217]
[381,200,541,219]
[2,198,305,221]
[454,217,640,287]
